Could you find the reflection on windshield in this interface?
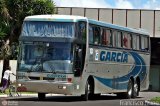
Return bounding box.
[23,44,44,64]
[46,42,72,61]
[22,21,75,38]
[19,42,73,73]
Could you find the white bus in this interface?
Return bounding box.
[17,15,150,101]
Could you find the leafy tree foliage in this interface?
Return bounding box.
[0,0,11,39]
[6,0,55,42]
[0,0,55,41]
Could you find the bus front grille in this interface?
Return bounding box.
[43,77,55,80]
[28,76,55,80]
[29,76,40,80]
[28,76,66,81]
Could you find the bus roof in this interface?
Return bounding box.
[24,15,87,22]
[88,19,149,36]
[24,15,149,36]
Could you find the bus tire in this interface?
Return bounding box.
[126,79,133,99]
[38,93,46,100]
[132,82,139,98]
[117,79,134,99]
[82,80,94,101]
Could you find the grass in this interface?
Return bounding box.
[0,89,10,95]
[150,97,160,104]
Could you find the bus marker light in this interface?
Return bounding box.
[58,86,67,89]
[77,85,79,89]
[58,86,63,89]
[63,86,67,89]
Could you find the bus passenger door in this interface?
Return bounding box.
[73,21,86,77]
[73,44,86,77]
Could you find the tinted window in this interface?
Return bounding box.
[132,34,140,50]
[123,33,131,49]
[113,31,122,48]
[101,28,112,46]
[93,27,100,45]
[79,22,86,42]
[117,31,122,48]
[141,36,149,51]
[112,31,117,47]
[89,25,94,44]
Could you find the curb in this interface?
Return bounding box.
[0,93,63,98]
[0,94,38,98]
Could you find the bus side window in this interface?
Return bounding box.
[132,34,140,50]
[89,25,94,44]
[94,27,100,45]
[112,31,117,47]
[109,30,112,47]
[79,22,86,42]
[113,31,122,48]
[144,37,149,51]
[128,33,132,49]
[141,36,149,51]
[141,36,145,50]
[101,28,111,46]
[117,31,122,48]
[123,33,131,49]
[132,34,137,50]
[137,35,140,50]
[101,28,106,45]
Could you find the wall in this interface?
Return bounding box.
[0,60,17,83]
[57,7,160,37]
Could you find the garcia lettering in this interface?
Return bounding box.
[100,51,128,63]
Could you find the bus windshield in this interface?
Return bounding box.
[21,21,75,38]
[19,42,73,73]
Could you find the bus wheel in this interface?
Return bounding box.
[82,80,93,101]
[117,79,133,99]
[126,79,133,99]
[38,93,46,100]
[132,82,139,98]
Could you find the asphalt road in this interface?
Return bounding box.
[1,91,160,106]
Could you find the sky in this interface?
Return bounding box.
[54,0,160,10]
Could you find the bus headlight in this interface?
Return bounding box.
[58,85,67,90]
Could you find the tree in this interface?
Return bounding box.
[0,0,56,84]
[0,0,11,39]
[6,0,56,42]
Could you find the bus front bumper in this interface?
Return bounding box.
[17,80,74,95]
